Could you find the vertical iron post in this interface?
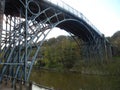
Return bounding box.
[25,0,28,82]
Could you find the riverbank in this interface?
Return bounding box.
[0,77,53,90]
[0,78,28,90]
[33,57,120,76]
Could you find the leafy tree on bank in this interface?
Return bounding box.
[35,35,81,70]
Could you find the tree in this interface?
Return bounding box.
[35,35,82,70]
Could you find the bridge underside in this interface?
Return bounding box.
[0,0,112,85]
[5,0,97,41]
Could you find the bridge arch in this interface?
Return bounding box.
[53,19,95,42]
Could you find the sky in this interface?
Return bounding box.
[47,0,120,38]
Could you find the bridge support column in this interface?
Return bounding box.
[82,41,97,65]
[106,43,112,61]
[94,37,103,64]
[100,35,112,63]
[82,42,90,64]
[0,0,5,50]
[82,36,112,65]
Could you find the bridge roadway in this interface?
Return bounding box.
[0,0,111,87]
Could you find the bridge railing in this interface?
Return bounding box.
[44,0,102,36]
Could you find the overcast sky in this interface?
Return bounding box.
[47,0,120,38]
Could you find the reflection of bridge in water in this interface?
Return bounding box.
[0,0,112,86]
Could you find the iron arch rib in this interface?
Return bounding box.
[54,19,94,42]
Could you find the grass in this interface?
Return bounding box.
[71,56,120,75]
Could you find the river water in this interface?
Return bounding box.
[30,70,120,90]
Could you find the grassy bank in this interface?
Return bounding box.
[71,56,120,75]
[33,57,120,75]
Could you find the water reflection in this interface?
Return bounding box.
[30,70,120,90]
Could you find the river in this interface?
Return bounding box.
[30,69,120,90]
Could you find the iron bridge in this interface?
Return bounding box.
[0,0,112,85]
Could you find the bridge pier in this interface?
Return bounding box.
[106,42,112,61]
[82,35,113,65]
[101,35,113,63]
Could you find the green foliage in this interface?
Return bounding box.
[110,31,120,56]
[35,35,81,70]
